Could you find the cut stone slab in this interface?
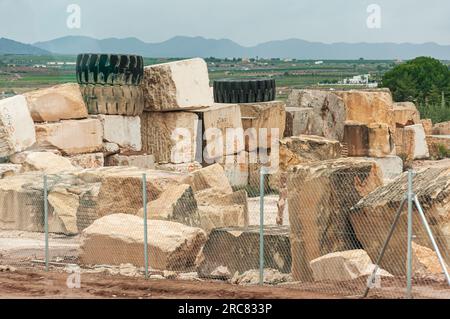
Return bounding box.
[334,89,395,131]
[433,121,450,135]
[279,135,343,170]
[0,164,22,178]
[24,83,88,122]
[0,172,100,235]
[190,163,233,194]
[392,102,420,127]
[140,58,213,111]
[350,167,450,276]
[105,154,155,169]
[35,119,103,155]
[405,124,430,159]
[21,151,76,174]
[79,214,207,270]
[286,90,346,141]
[96,115,141,152]
[140,111,198,164]
[421,119,433,135]
[310,250,392,282]
[137,184,200,227]
[284,107,315,138]
[78,167,191,218]
[194,188,249,233]
[240,101,286,152]
[343,122,395,157]
[215,151,249,187]
[0,95,36,157]
[69,153,104,169]
[287,158,383,282]
[197,226,291,278]
[197,103,244,161]
[364,155,403,183]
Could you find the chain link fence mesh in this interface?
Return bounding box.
[0,165,449,299]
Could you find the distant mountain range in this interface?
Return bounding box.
[0,38,50,55]
[1,35,450,59]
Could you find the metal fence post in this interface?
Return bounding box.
[406,169,414,299]
[43,174,49,272]
[142,173,149,279]
[259,168,265,286]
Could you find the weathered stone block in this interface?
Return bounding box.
[96,115,141,152]
[79,214,207,270]
[141,111,198,164]
[288,158,383,282]
[0,95,36,157]
[140,58,213,111]
[393,102,420,127]
[105,154,155,169]
[35,119,103,155]
[240,101,286,152]
[343,122,394,157]
[197,226,291,278]
[24,83,88,122]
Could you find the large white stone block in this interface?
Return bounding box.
[141,58,213,111]
[0,95,36,157]
[97,115,142,152]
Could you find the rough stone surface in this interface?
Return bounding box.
[334,89,394,131]
[190,163,233,194]
[343,122,395,157]
[198,103,244,160]
[35,119,103,155]
[0,172,100,235]
[310,250,392,282]
[21,151,76,174]
[0,95,36,157]
[69,153,104,169]
[79,214,207,270]
[279,135,343,170]
[0,164,22,178]
[392,102,420,127]
[433,121,450,135]
[79,167,191,218]
[96,115,141,152]
[198,226,291,278]
[284,107,315,138]
[230,268,292,286]
[421,119,433,135]
[194,189,249,233]
[405,124,430,159]
[140,58,213,111]
[215,151,249,187]
[412,242,449,276]
[156,162,203,174]
[351,167,450,276]
[240,101,286,152]
[286,90,346,141]
[287,158,383,281]
[140,111,198,164]
[105,154,155,169]
[24,83,88,122]
[137,184,199,227]
[364,155,403,183]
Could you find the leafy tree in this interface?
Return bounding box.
[381,57,450,105]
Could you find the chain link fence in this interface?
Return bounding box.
[0,165,449,299]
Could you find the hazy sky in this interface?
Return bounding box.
[1,0,449,45]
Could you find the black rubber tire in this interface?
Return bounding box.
[80,84,144,116]
[76,53,144,86]
[213,78,276,103]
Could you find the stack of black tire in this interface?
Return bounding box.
[76,53,145,116]
[213,78,276,103]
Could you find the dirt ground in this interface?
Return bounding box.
[0,266,337,299]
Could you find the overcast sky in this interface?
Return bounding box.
[1,0,449,46]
